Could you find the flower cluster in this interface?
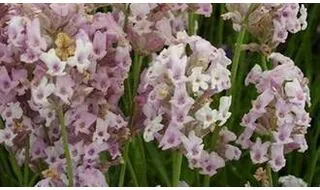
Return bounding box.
[0,4,131,186]
[125,3,212,55]
[278,175,308,187]
[0,3,314,187]
[136,32,241,176]
[222,4,307,49]
[237,53,311,172]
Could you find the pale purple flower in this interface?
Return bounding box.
[195,103,218,129]
[7,16,25,47]
[0,66,19,95]
[92,118,110,145]
[26,18,47,51]
[195,4,212,17]
[143,115,164,142]
[181,130,204,159]
[138,34,235,176]
[76,166,108,187]
[250,138,270,164]
[0,127,16,147]
[188,67,210,94]
[1,102,23,124]
[279,175,307,187]
[67,35,93,73]
[217,96,232,126]
[0,42,13,63]
[268,144,286,172]
[31,76,55,106]
[40,49,67,76]
[49,3,73,17]
[73,111,97,135]
[199,151,225,176]
[54,75,75,104]
[239,53,310,171]
[39,107,56,127]
[70,140,84,163]
[159,124,182,150]
[92,31,107,60]
[44,146,63,165]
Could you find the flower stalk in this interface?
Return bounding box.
[57,108,73,187]
[172,151,183,187]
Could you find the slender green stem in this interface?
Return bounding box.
[118,143,129,187]
[119,141,139,186]
[188,12,197,35]
[123,4,130,33]
[133,136,148,186]
[0,147,14,182]
[132,55,144,97]
[145,142,171,186]
[267,166,273,187]
[306,114,320,184]
[9,152,23,186]
[227,27,246,132]
[28,174,39,187]
[172,152,183,187]
[228,27,246,96]
[23,137,30,186]
[126,154,139,186]
[217,4,225,46]
[58,108,73,187]
[307,148,320,185]
[203,176,210,187]
[261,55,268,71]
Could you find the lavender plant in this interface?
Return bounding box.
[0,3,319,187]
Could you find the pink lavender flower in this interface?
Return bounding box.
[0,4,131,186]
[278,175,307,187]
[126,3,213,55]
[136,32,238,176]
[237,52,311,172]
[222,4,308,49]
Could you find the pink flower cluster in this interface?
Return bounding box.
[0,3,312,187]
[237,53,311,172]
[136,32,241,176]
[126,3,212,55]
[272,4,307,44]
[222,3,307,47]
[0,4,131,186]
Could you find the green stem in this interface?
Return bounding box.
[28,174,39,187]
[123,4,130,33]
[145,142,171,186]
[172,152,183,187]
[188,12,196,35]
[23,137,30,186]
[267,166,273,187]
[9,152,23,186]
[261,55,268,71]
[133,136,148,186]
[118,141,139,186]
[132,54,144,98]
[118,143,129,187]
[228,27,246,96]
[0,147,14,183]
[227,27,246,132]
[58,108,73,187]
[307,148,320,186]
[126,154,139,186]
[306,115,320,184]
[217,4,225,46]
[203,176,210,187]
